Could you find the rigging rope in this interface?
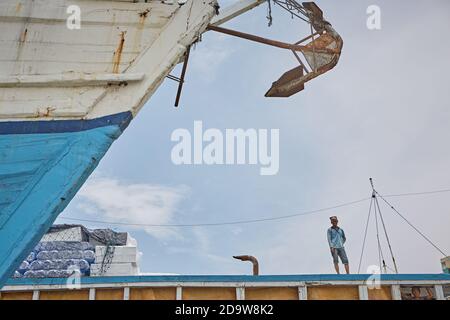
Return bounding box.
[373,195,399,273]
[272,0,310,24]
[374,199,384,272]
[375,190,448,257]
[373,196,389,273]
[357,184,450,274]
[383,188,450,198]
[60,197,370,227]
[266,0,273,27]
[60,186,450,229]
[357,196,373,274]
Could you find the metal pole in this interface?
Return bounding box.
[174,46,191,107]
[370,178,399,274]
[207,25,337,54]
[233,255,259,275]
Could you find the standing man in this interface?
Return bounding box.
[327,216,350,274]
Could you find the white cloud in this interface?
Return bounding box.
[190,33,235,83]
[76,176,189,240]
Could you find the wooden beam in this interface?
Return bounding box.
[0,73,145,88]
[358,285,369,300]
[32,290,40,300]
[391,284,402,300]
[89,288,96,300]
[210,0,267,26]
[435,285,445,300]
[236,287,245,300]
[176,287,182,300]
[298,286,307,300]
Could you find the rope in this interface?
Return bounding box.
[60,197,370,227]
[272,0,310,24]
[60,186,450,229]
[383,188,450,198]
[374,199,384,272]
[267,0,273,27]
[374,195,399,273]
[357,196,373,274]
[375,190,448,257]
[374,198,389,273]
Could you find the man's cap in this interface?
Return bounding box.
[329,216,338,221]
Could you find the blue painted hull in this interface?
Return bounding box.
[0,112,132,287]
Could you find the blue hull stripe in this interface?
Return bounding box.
[5,273,450,287]
[0,112,132,288]
[0,111,132,135]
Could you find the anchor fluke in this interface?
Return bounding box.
[265,1,343,98]
[265,66,305,97]
[209,1,343,98]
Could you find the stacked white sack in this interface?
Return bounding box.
[90,245,139,276]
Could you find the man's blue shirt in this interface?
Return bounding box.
[327,226,346,248]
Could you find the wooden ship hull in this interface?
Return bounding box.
[1,274,449,300]
[0,0,344,288]
[0,0,219,287]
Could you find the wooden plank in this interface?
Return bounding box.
[0,72,145,87]
[368,286,392,300]
[0,291,33,300]
[211,0,266,26]
[130,287,176,300]
[95,288,124,300]
[182,287,237,300]
[0,0,177,24]
[307,286,359,300]
[245,287,299,300]
[0,3,171,75]
[0,86,105,119]
[39,289,89,300]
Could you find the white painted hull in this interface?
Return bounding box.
[0,0,218,287]
[0,0,218,121]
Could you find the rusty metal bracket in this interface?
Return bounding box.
[166,46,191,107]
[206,1,343,98]
[207,25,338,55]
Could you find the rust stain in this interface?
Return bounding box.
[138,9,150,24]
[43,107,52,117]
[36,107,56,117]
[112,31,126,74]
[133,9,150,54]
[19,28,28,42]
[16,27,28,61]
[16,3,22,13]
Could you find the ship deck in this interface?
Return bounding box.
[2,274,449,300]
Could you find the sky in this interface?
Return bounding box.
[59,0,450,275]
